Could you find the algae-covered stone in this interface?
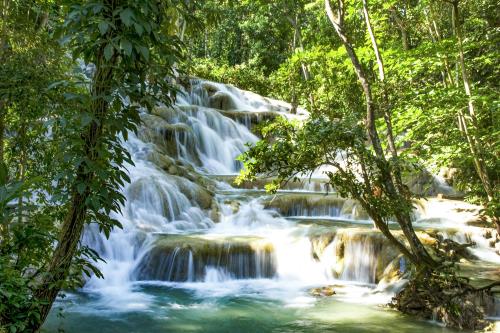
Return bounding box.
[264,193,344,217]
[209,92,235,110]
[133,234,276,282]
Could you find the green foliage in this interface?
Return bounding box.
[0,0,189,331]
[238,114,415,221]
[187,58,270,96]
[0,172,58,331]
[270,46,363,114]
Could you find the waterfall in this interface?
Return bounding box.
[77,78,499,320]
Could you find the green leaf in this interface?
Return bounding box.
[98,21,109,35]
[138,46,149,60]
[104,43,114,61]
[120,8,134,27]
[76,183,86,195]
[120,39,132,57]
[134,23,144,36]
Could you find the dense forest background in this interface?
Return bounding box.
[186,0,498,210]
[0,0,498,332]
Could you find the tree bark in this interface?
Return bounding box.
[450,0,494,203]
[289,12,315,110]
[32,39,117,330]
[325,0,436,268]
[0,103,4,167]
[17,121,26,224]
[390,4,409,50]
[362,0,396,157]
[431,16,454,86]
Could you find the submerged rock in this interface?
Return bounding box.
[310,285,336,297]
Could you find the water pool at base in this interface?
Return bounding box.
[43,283,460,333]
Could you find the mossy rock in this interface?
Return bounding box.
[310,285,336,297]
[209,92,235,110]
[133,234,276,281]
[264,193,344,217]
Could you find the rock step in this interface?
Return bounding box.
[133,234,276,282]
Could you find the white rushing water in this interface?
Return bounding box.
[79,79,499,320]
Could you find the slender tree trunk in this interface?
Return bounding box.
[289,13,315,110]
[17,122,27,224]
[390,1,410,51]
[204,29,208,58]
[32,38,117,331]
[363,0,408,197]
[363,0,435,267]
[431,15,454,86]
[391,8,409,51]
[325,0,436,268]
[0,0,9,168]
[362,0,396,155]
[450,0,494,203]
[0,104,4,166]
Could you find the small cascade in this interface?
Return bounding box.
[310,229,400,284]
[133,235,276,282]
[140,105,258,174]
[264,194,345,218]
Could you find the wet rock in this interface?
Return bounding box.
[224,200,241,214]
[172,176,213,210]
[391,274,493,330]
[201,82,219,96]
[310,285,336,297]
[209,92,235,110]
[133,234,276,282]
[483,229,492,239]
[264,194,345,218]
[340,199,370,220]
[168,165,178,175]
[210,200,220,223]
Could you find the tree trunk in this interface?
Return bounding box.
[17,122,26,224]
[390,6,409,50]
[362,0,396,156]
[451,0,494,203]
[289,13,315,110]
[0,0,9,168]
[431,17,454,86]
[0,103,4,167]
[326,0,436,269]
[32,41,117,330]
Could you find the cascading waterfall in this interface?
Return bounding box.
[50,78,499,332]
